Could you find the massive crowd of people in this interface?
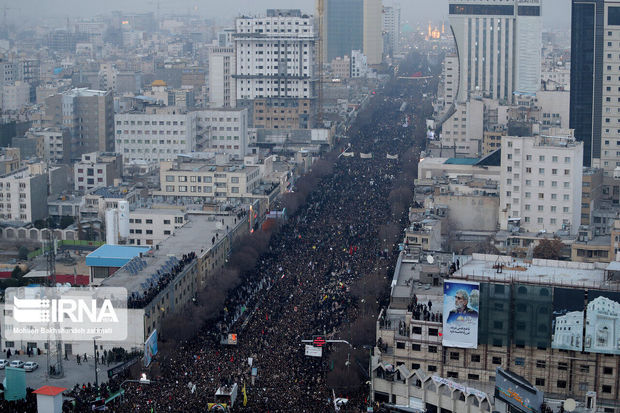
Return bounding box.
[0,54,435,412]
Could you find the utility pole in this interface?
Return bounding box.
[93,336,101,388]
[46,231,64,378]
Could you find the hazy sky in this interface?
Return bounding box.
[15,0,571,29]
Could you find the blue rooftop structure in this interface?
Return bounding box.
[86,245,151,268]
[444,157,480,165]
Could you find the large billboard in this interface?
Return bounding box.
[144,329,158,367]
[494,367,543,413]
[442,280,479,348]
[551,288,585,351]
[584,291,620,355]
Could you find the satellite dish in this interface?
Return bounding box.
[427,255,435,264]
[564,398,576,412]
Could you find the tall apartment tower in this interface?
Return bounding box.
[448,0,542,103]
[45,88,114,159]
[382,3,401,57]
[208,46,237,108]
[363,0,383,65]
[325,0,364,61]
[234,9,317,129]
[569,0,620,172]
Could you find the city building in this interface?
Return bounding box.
[114,107,197,163]
[0,167,48,224]
[499,134,583,235]
[234,9,317,127]
[373,252,620,411]
[448,0,542,103]
[382,3,401,57]
[324,0,364,61]
[155,155,262,203]
[26,127,71,164]
[128,208,186,247]
[1,81,30,111]
[351,50,368,78]
[74,152,123,192]
[330,56,351,79]
[11,134,45,160]
[208,46,237,108]
[197,108,249,159]
[570,0,620,173]
[363,0,383,65]
[0,148,20,175]
[45,88,114,159]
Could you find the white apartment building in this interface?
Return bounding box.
[208,46,236,108]
[128,208,186,246]
[363,0,383,65]
[74,152,123,192]
[448,0,541,103]
[440,99,485,157]
[234,9,316,101]
[114,108,198,163]
[382,3,401,57]
[156,157,262,202]
[499,134,583,235]
[0,167,48,223]
[351,50,368,78]
[196,108,249,159]
[1,81,30,111]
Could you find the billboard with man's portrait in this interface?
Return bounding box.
[442,280,480,348]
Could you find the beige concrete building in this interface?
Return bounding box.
[363,0,383,65]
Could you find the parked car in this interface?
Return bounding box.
[23,362,38,372]
[0,359,8,369]
[9,360,24,368]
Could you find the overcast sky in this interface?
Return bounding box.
[15,0,571,29]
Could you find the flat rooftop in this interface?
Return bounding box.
[131,208,185,216]
[454,253,609,289]
[101,213,238,295]
[86,245,151,268]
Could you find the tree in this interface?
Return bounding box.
[533,238,564,260]
[60,216,74,229]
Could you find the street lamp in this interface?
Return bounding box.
[93,336,101,388]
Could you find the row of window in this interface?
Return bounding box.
[117,120,185,126]
[165,185,240,194]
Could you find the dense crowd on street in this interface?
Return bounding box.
[1,55,435,413]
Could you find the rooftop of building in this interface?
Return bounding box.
[101,213,239,295]
[454,253,611,289]
[64,88,108,97]
[130,207,185,216]
[86,245,151,268]
[0,167,40,180]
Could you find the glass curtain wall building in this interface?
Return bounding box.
[325,0,363,61]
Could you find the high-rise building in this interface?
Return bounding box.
[499,134,583,235]
[325,0,363,61]
[382,3,401,57]
[569,0,616,171]
[234,9,317,128]
[363,0,383,65]
[45,88,114,159]
[448,0,542,103]
[208,46,236,108]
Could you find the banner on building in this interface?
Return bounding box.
[584,291,620,355]
[494,367,542,413]
[551,288,585,351]
[442,280,479,348]
[144,329,158,367]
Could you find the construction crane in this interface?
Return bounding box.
[315,0,324,126]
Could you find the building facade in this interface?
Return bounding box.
[449,0,542,103]
[114,109,198,163]
[0,167,48,223]
[45,88,114,159]
[197,108,249,159]
[128,208,186,246]
[234,9,317,127]
[363,0,383,65]
[208,46,237,108]
[74,152,123,192]
[325,0,364,61]
[499,134,583,235]
[382,3,401,57]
